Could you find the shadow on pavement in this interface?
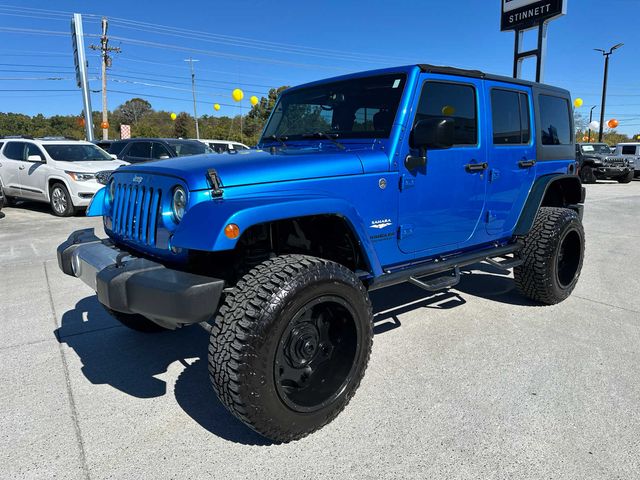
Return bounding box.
[55,264,537,445]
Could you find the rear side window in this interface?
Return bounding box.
[109,141,127,156]
[539,95,571,145]
[232,144,248,150]
[3,142,25,160]
[491,89,531,145]
[415,81,478,145]
[211,142,228,153]
[622,145,637,155]
[127,142,152,158]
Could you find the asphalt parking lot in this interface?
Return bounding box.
[1,180,639,480]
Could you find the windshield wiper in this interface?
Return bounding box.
[301,132,345,150]
[262,134,288,147]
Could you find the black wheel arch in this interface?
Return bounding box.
[514,174,585,237]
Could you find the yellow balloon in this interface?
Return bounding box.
[170,112,177,120]
[213,103,221,111]
[232,88,244,102]
[250,95,259,106]
[441,105,455,116]
[574,98,583,108]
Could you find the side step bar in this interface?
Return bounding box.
[408,267,460,292]
[368,243,521,291]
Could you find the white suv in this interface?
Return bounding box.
[615,143,640,178]
[0,137,127,216]
[196,139,250,154]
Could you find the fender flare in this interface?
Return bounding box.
[513,174,585,237]
[172,195,383,276]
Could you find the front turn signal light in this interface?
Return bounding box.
[224,223,240,239]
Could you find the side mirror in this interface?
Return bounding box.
[158,155,170,160]
[110,154,118,160]
[410,117,455,152]
[27,154,44,162]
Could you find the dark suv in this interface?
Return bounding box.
[109,138,213,164]
[576,143,634,184]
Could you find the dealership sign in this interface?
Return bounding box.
[501,0,566,31]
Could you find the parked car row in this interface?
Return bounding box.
[576,142,639,184]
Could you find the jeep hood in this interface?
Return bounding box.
[118,149,368,190]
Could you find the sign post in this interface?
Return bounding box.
[71,13,94,141]
[501,0,567,83]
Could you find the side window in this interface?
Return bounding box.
[152,143,172,159]
[232,144,248,150]
[491,89,531,145]
[539,95,571,146]
[3,142,25,160]
[415,81,477,145]
[26,143,45,161]
[108,141,127,156]
[211,143,227,153]
[622,145,636,155]
[126,142,152,158]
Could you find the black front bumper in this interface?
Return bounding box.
[596,166,632,178]
[57,229,225,329]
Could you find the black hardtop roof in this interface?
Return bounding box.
[417,64,570,95]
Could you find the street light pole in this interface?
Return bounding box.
[588,105,597,143]
[595,43,623,142]
[184,57,200,139]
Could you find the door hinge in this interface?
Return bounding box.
[399,224,414,239]
[399,175,416,191]
[488,169,500,183]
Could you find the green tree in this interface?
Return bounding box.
[173,112,190,138]
[113,98,152,125]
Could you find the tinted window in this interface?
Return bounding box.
[126,142,152,158]
[539,95,571,145]
[152,142,172,159]
[622,145,637,155]
[166,140,210,156]
[109,141,127,156]
[491,89,530,145]
[232,144,248,150]
[3,142,25,160]
[414,82,477,145]
[210,143,228,153]
[26,143,45,160]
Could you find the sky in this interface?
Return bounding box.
[0,0,639,135]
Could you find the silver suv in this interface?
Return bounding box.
[0,137,127,216]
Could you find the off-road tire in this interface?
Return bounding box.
[102,306,169,333]
[515,207,585,305]
[618,170,634,183]
[579,165,597,184]
[50,182,75,217]
[209,254,373,443]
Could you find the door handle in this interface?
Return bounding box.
[465,162,488,172]
[518,159,536,168]
[19,165,25,170]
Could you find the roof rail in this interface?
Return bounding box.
[1,135,34,139]
[35,136,80,141]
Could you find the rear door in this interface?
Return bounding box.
[0,141,27,196]
[484,82,536,236]
[397,75,488,254]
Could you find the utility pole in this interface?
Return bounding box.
[595,43,623,142]
[70,13,94,141]
[588,105,597,143]
[90,17,120,141]
[184,57,200,139]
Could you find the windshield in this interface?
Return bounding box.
[43,144,113,161]
[166,140,212,156]
[581,144,611,154]
[261,74,407,142]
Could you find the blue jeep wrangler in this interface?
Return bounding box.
[58,64,585,442]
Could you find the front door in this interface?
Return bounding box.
[484,82,536,236]
[398,76,487,254]
[20,143,49,200]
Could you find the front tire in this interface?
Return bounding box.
[515,207,585,305]
[579,165,597,184]
[618,170,634,183]
[50,182,75,217]
[209,254,373,442]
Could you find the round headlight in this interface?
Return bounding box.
[172,186,187,222]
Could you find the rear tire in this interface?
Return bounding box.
[102,306,170,333]
[579,165,597,184]
[515,207,585,305]
[209,254,373,443]
[618,171,634,183]
[50,182,75,217]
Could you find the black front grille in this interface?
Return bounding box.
[111,182,162,246]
